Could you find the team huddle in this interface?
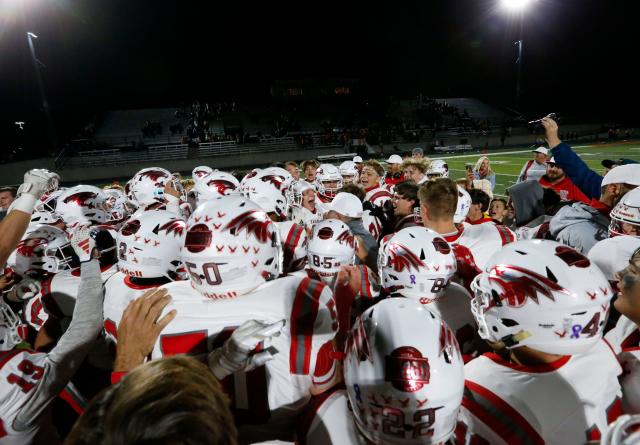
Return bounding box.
[1,145,640,444]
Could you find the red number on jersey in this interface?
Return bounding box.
[7,359,45,394]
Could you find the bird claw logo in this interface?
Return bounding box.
[260,175,286,191]
[388,243,425,273]
[63,192,97,209]
[17,238,48,257]
[488,264,568,308]
[207,179,236,196]
[159,220,186,237]
[224,210,273,244]
[336,230,355,248]
[139,170,169,184]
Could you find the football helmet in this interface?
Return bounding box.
[315,164,343,202]
[470,239,612,355]
[339,160,359,184]
[193,171,240,205]
[379,227,456,302]
[344,298,464,445]
[128,167,172,207]
[192,165,214,181]
[117,210,186,280]
[603,414,640,445]
[277,220,309,273]
[290,180,315,207]
[11,225,77,277]
[55,185,111,229]
[103,188,137,227]
[0,302,22,351]
[182,194,282,298]
[30,189,65,225]
[240,171,290,220]
[307,219,355,286]
[453,186,471,224]
[610,187,640,238]
[427,159,449,178]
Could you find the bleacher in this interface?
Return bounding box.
[435,98,513,122]
[93,108,184,147]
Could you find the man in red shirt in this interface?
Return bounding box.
[539,157,590,204]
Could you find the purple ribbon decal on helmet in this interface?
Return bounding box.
[571,324,582,339]
[409,274,416,285]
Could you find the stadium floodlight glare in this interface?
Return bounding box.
[501,0,532,12]
[27,32,38,38]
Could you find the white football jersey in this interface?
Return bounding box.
[289,205,324,230]
[418,282,481,360]
[363,186,392,207]
[442,223,515,270]
[296,388,360,445]
[605,315,639,355]
[462,340,623,444]
[0,350,53,444]
[276,221,308,274]
[22,294,48,332]
[103,271,161,343]
[605,315,640,413]
[155,275,339,441]
[362,210,382,241]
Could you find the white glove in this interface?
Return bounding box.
[6,278,41,302]
[208,319,285,380]
[18,169,60,199]
[69,225,97,263]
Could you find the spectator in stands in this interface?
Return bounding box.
[284,161,300,181]
[488,198,509,223]
[0,187,17,220]
[301,160,320,183]
[516,147,548,183]
[543,117,640,200]
[402,158,429,185]
[412,147,424,159]
[467,156,495,191]
[538,158,590,204]
[466,189,493,225]
[384,155,405,187]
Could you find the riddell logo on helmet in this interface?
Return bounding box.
[202,290,238,300]
[120,267,142,277]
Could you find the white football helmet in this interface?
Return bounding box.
[315,164,343,202]
[30,189,65,225]
[471,239,612,355]
[193,171,240,205]
[307,219,355,286]
[240,171,290,220]
[603,415,640,445]
[182,194,282,298]
[192,165,214,181]
[453,186,471,224]
[427,159,449,178]
[117,210,186,280]
[103,188,136,227]
[262,167,294,191]
[54,185,111,229]
[290,180,315,207]
[345,298,464,445]
[339,160,359,184]
[610,187,640,238]
[128,167,172,207]
[11,225,76,277]
[0,302,22,351]
[379,227,456,302]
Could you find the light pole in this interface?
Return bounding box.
[26,31,57,150]
[501,0,533,110]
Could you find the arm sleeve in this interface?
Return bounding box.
[551,142,603,200]
[14,259,104,429]
[489,173,496,191]
[517,162,528,183]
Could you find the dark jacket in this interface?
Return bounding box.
[550,142,603,200]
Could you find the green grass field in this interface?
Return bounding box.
[394,141,640,197]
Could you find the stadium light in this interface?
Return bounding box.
[501,0,533,12]
[27,31,38,38]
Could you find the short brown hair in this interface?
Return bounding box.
[301,159,320,170]
[285,161,298,169]
[66,356,237,445]
[363,160,385,178]
[418,178,458,221]
[338,183,365,201]
[401,158,430,174]
[0,187,18,197]
[394,181,419,204]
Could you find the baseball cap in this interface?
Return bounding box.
[532,146,548,155]
[386,154,403,165]
[353,156,363,163]
[602,158,638,169]
[601,164,640,187]
[412,147,424,155]
[588,236,640,281]
[328,192,363,218]
[546,157,556,164]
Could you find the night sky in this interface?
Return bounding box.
[0,0,637,152]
